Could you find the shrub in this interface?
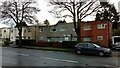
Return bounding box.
[34,41,49,47]
[51,42,63,48]
[62,41,79,48]
[16,39,35,46]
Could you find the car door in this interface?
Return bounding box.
[87,43,98,54]
[80,43,89,53]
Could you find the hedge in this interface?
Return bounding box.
[16,39,35,46]
[62,41,79,48]
[34,41,49,47]
[33,41,78,48]
[50,42,63,48]
[22,40,104,48]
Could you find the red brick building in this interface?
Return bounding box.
[80,21,112,47]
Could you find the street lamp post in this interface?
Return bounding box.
[71,34,73,41]
[35,25,36,42]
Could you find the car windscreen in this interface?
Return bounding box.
[93,44,100,48]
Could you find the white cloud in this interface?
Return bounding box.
[0,0,119,27]
[36,0,119,24]
[0,23,9,28]
[36,0,100,24]
[109,0,120,12]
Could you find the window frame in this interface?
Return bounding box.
[28,27,32,32]
[40,29,44,32]
[83,36,92,42]
[83,25,91,30]
[73,28,75,31]
[50,28,57,32]
[59,27,65,32]
[4,30,6,33]
[97,36,103,41]
[97,24,106,29]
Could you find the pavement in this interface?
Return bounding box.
[7,44,120,57]
[1,44,120,57]
[22,46,74,52]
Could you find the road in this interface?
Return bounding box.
[1,46,120,67]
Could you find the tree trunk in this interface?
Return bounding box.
[76,20,81,42]
[72,2,81,42]
[18,27,22,47]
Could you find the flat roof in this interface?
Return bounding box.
[112,36,120,38]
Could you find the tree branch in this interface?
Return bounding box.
[78,0,95,14]
[80,1,96,17]
[81,5,101,20]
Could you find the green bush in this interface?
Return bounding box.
[34,41,49,47]
[16,39,35,46]
[50,42,63,48]
[62,41,79,48]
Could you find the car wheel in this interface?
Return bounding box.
[76,50,82,55]
[98,51,104,57]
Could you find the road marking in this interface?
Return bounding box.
[104,65,116,68]
[104,65,110,67]
[47,51,54,52]
[40,57,79,64]
[14,53,29,56]
[13,53,78,63]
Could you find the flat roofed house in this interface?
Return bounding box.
[39,22,77,42]
[80,21,112,47]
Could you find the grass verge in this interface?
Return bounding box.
[22,46,74,52]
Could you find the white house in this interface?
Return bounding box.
[10,27,26,42]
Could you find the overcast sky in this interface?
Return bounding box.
[0,0,120,28]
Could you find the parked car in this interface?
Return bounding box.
[75,43,112,57]
[112,42,120,50]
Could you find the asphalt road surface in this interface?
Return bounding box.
[1,46,120,67]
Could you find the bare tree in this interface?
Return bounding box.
[0,0,40,47]
[49,0,101,42]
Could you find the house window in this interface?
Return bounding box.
[59,27,65,32]
[83,25,91,30]
[28,37,30,39]
[4,30,6,33]
[83,37,92,41]
[24,30,26,33]
[97,24,106,29]
[16,36,19,39]
[97,36,103,40]
[51,28,57,32]
[24,36,26,39]
[64,37,69,41]
[28,27,32,32]
[40,37,44,40]
[73,28,75,31]
[15,29,17,32]
[11,30,13,33]
[48,37,56,42]
[40,29,44,32]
